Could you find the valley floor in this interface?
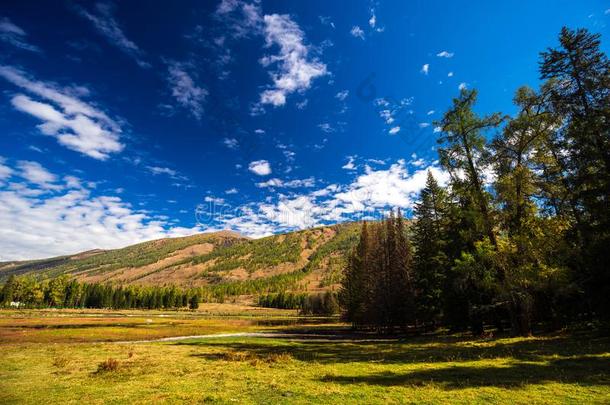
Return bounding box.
[1,306,609,404]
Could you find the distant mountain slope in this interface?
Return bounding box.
[0,224,361,292]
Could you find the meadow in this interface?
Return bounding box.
[1,306,609,404]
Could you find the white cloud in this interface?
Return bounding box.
[225,188,239,194]
[342,156,356,170]
[350,25,365,39]
[419,122,430,128]
[436,51,454,58]
[215,3,326,109]
[146,166,177,177]
[212,159,450,237]
[427,110,435,115]
[16,161,60,190]
[448,71,454,77]
[367,8,384,33]
[458,82,468,90]
[167,62,208,120]
[0,157,13,183]
[223,137,239,149]
[0,66,124,160]
[215,0,263,38]
[204,196,225,204]
[295,99,308,109]
[254,128,266,134]
[368,13,377,28]
[248,160,272,176]
[389,126,400,135]
[332,160,447,211]
[74,2,149,68]
[319,16,335,28]
[259,14,327,107]
[256,177,315,188]
[282,149,296,162]
[318,122,335,133]
[434,126,442,133]
[379,110,394,124]
[0,160,201,260]
[375,97,413,126]
[0,17,40,52]
[335,89,349,101]
[421,64,429,75]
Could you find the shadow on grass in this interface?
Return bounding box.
[179,331,610,365]
[320,356,610,388]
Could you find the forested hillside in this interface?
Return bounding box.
[0,223,361,306]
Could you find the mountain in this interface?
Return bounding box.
[0,223,361,293]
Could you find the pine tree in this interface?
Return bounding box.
[436,88,504,250]
[413,172,448,328]
[189,294,200,310]
[339,221,369,326]
[394,208,415,328]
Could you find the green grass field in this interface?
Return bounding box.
[1,307,609,404]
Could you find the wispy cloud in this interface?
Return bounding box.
[342,156,356,170]
[259,14,327,107]
[318,123,335,133]
[223,138,239,149]
[74,2,149,68]
[0,157,12,183]
[421,64,429,75]
[0,17,40,52]
[350,25,365,39]
[0,65,124,160]
[256,177,315,189]
[335,90,349,101]
[214,1,327,109]
[166,62,208,120]
[436,50,454,58]
[146,166,177,177]
[375,97,413,134]
[215,0,263,38]
[16,160,60,190]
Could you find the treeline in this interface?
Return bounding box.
[340,212,414,332]
[258,291,340,315]
[340,27,609,336]
[0,275,200,310]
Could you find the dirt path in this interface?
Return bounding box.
[113,332,296,344]
[113,331,402,344]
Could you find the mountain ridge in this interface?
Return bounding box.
[0,223,362,294]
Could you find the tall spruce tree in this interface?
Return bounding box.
[413,172,448,327]
[339,221,369,326]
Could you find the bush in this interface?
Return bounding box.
[96,358,119,373]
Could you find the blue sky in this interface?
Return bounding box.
[0,0,608,260]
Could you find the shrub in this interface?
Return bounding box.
[96,358,119,373]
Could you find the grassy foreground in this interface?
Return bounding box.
[1,307,609,404]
